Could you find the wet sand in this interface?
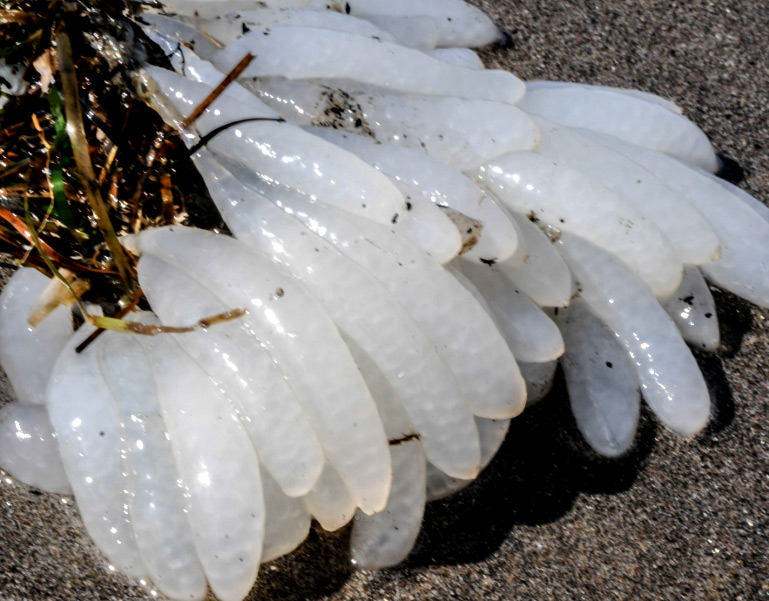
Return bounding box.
[1,1,768,599]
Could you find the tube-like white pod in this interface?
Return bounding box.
[224,167,526,421]
[139,331,264,601]
[712,177,769,223]
[518,360,558,405]
[519,83,719,172]
[139,14,222,59]
[557,299,641,457]
[345,336,427,569]
[344,0,504,47]
[0,403,70,494]
[302,463,357,531]
[425,417,510,501]
[350,443,426,569]
[429,48,485,70]
[661,265,720,352]
[146,66,407,225]
[134,226,392,514]
[388,179,463,264]
[532,118,721,266]
[363,15,439,51]
[557,234,710,437]
[526,81,684,116]
[194,9,397,46]
[137,256,324,497]
[580,130,769,309]
[98,329,207,601]
[196,155,481,477]
[471,151,683,298]
[152,0,313,18]
[46,328,148,579]
[249,77,538,170]
[0,268,73,406]
[309,128,520,263]
[455,259,564,363]
[497,212,573,307]
[261,470,312,563]
[142,30,258,107]
[213,27,524,103]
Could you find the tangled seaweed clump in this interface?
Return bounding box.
[0,1,768,600]
[0,0,224,314]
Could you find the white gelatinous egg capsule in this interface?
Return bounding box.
[557,233,711,437]
[138,13,222,60]
[342,0,504,48]
[0,268,73,406]
[557,298,641,457]
[525,81,685,116]
[260,469,312,563]
[362,15,440,51]
[660,265,720,351]
[386,178,463,264]
[712,176,769,224]
[193,8,398,47]
[429,47,485,70]
[302,462,357,531]
[424,417,511,502]
[454,259,565,363]
[448,263,559,405]
[134,226,393,514]
[213,27,524,104]
[0,402,71,494]
[344,335,427,569]
[519,82,719,172]
[517,360,559,405]
[496,211,573,308]
[142,30,257,106]
[350,441,427,569]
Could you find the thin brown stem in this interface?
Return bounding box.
[55,28,134,287]
[180,53,255,129]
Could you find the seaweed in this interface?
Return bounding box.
[0,0,227,320]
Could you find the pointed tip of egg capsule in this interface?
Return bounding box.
[666,406,712,440]
[492,26,514,49]
[714,153,746,184]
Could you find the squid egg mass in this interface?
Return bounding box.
[0,1,767,600]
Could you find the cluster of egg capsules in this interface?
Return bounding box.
[0,1,767,600]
